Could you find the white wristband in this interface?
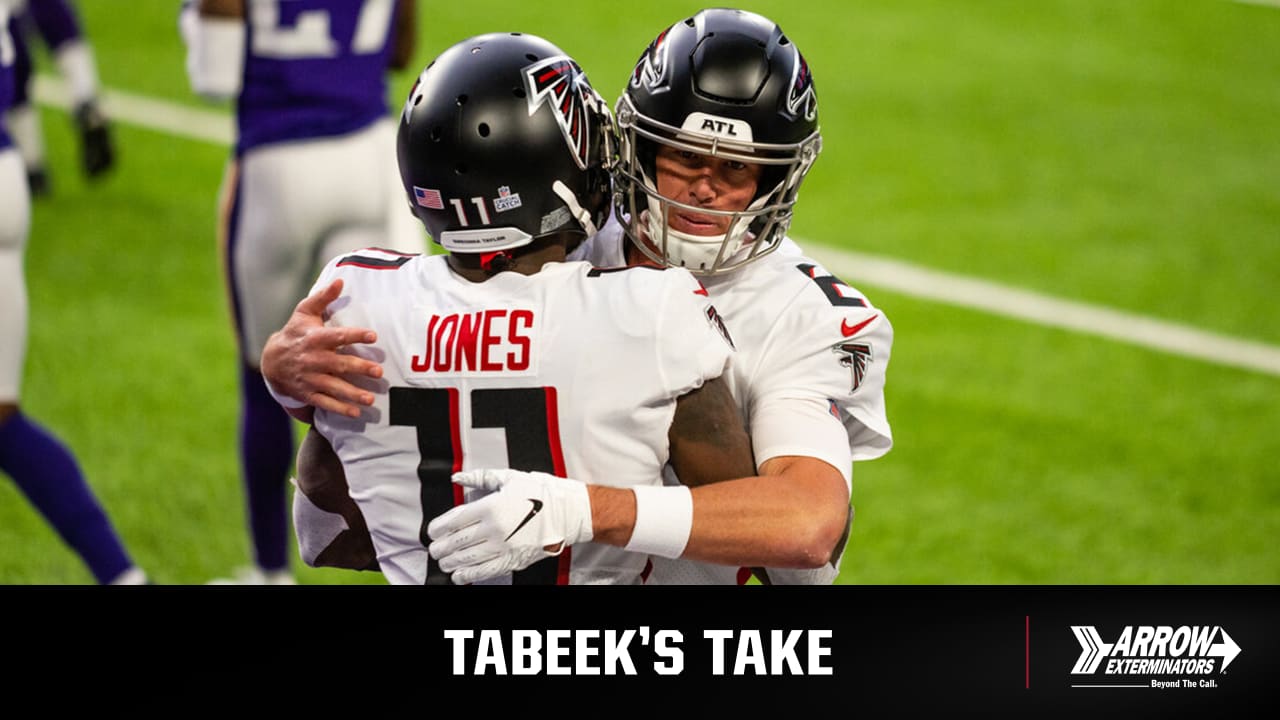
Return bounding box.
[184,15,245,101]
[625,485,693,559]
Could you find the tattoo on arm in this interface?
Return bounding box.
[297,427,378,571]
[668,377,756,487]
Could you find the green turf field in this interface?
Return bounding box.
[2,0,1277,584]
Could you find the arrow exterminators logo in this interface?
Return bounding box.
[1071,625,1242,676]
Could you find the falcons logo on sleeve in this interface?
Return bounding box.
[524,56,595,169]
[832,341,872,393]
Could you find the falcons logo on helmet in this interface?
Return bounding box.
[524,56,595,170]
[787,50,817,121]
[630,27,671,90]
[832,341,872,393]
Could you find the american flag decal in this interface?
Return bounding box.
[832,341,872,393]
[414,186,444,209]
[524,56,594,170]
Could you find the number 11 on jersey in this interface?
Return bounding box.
[390,385,568,585]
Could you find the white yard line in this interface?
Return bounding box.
[1230,0,1280,9]
[33,75,234,146]
[33,76,1280,378]
[801,245,1280,378]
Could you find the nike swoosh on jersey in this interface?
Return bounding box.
[505,499,544,541]
[841,314,879,337]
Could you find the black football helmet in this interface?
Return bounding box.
[614,9,822,275]
[397,33,613,253]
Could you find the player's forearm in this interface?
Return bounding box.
[691,473,848,568]
[588,472,849,569]
[294,427,378,571]
[430,461,852,584]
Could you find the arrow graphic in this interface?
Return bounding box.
[1071,626,1113,674]
[1209,628,1242,672]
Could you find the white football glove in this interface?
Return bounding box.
[426,469,593,585]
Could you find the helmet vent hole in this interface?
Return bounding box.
[413,95,423,107]
[455,163,468,175]
[513,86,526,98]
[478,123,490,137]
[457,94,468,106]
[684,18,695,27]
[525,53,538,61]
[779,35,791,46]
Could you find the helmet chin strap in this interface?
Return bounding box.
[631,163,726,271]
[627,156,784,272]
[479,251,511,273]
[552,180,599,236]
[640,205,733,272]
[640,188,771,273]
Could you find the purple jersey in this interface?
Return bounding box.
[1,12,13,150]
[237,0,399,155]
[27,0,85,51]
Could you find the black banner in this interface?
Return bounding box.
[6,586,1275,711]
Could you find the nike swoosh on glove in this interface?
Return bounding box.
[426,469,593,585]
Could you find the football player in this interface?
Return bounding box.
[0,0,144,585]
[280,31,758,585]
[3,0,114,196]
[264,9,893,585]
[554,8,893,585]
[181,0,427,584]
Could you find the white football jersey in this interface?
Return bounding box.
[571,221,894,585]
[311,250,734,585]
